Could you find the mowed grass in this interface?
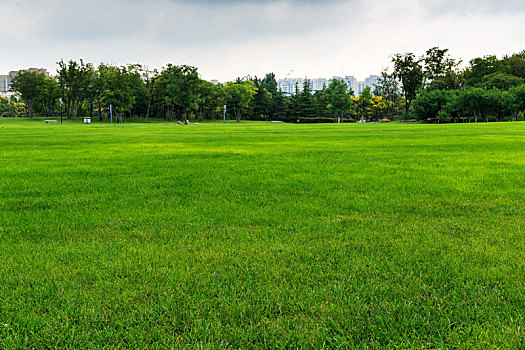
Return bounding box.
[0,119,524,349]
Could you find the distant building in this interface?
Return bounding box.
[351,75,379,96]
[252,72,380,97]
[277,77,329,95]
[277,78,304,95]
[210,79,220,85]
[343,76,357,95]
[311,78,329,91]
[0,75,7,94]
[365,75,379,92]
[357,81,367,95]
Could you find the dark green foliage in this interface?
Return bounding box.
[482,72,524,90]
[294,80,319,119]
[411,89,452,122]
[96,64,145,123]
[392,52,425,120]
[463,55,504,87]
[155,64,202,121]
[402,49,525,121]
[424,47,461,87]
[57,59,95,120]
[356,86,373,121]
[223,80,258,122]
[196,80,223,121]
[8,48,525,124]
[428,70,464,91]
[9,70,48,118]
[502,51,525,79]
[504,84,525,121]
[324,78,353,122]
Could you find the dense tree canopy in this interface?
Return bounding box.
[392,53,424,120]
[4,48,525,123]
[324,78,354,122]
[9,70,48,118]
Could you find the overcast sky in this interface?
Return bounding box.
[1,0,524,81]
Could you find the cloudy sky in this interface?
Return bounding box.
[1,0,524,81]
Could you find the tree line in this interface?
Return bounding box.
[389,48,525,122]
[2,48,525,123]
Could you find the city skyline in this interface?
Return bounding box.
[0,0,524,82]
[276,75,379,97]
[0,66,379,97]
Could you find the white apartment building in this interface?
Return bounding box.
[261,73,380,97]
[311,78,329,91]
[365,75,379,92]
[277,78,332,96]
[332,75,378,96]
[277,78,304,95]
[357,81,367,95]
[0,75,8,94]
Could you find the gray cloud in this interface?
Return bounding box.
[158,0,345,3]
[1,0,524,81]
[7,0,359,44]
[420,0,525,15]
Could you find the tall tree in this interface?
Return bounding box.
[411,89,453,122]
[374,69,399,120]
[156,64,201,121]
[482,72,523,90]
[356,86,373,122]
[295,80,318,119]
[9,70,47,118]
[463,55,503,87]
[249,76,272,121]
[502,84,525,121]
[98,64,138,123]
[324,78,353,122]
[258,73,280,120]
[143,68,158,123]
[392,53,424,120]
[57,59,95,120]
[424,48,458,81]
[197,80,223,121]
[39,76,60,117]
[223,81,258,122]
[457,88,485,123]
[502,51,525,79]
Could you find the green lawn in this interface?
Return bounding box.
[0,119,524,348]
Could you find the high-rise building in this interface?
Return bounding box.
[365,75,379,92]
[277,78,304,95]
[277,77,331,95]
[353,75,380,96]
[311,78,329,91]
[0,75,8,93]
[357,81,367,95]
[277,73,378,96]
[344,76,357,96]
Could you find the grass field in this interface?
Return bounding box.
[0,119,524,348]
